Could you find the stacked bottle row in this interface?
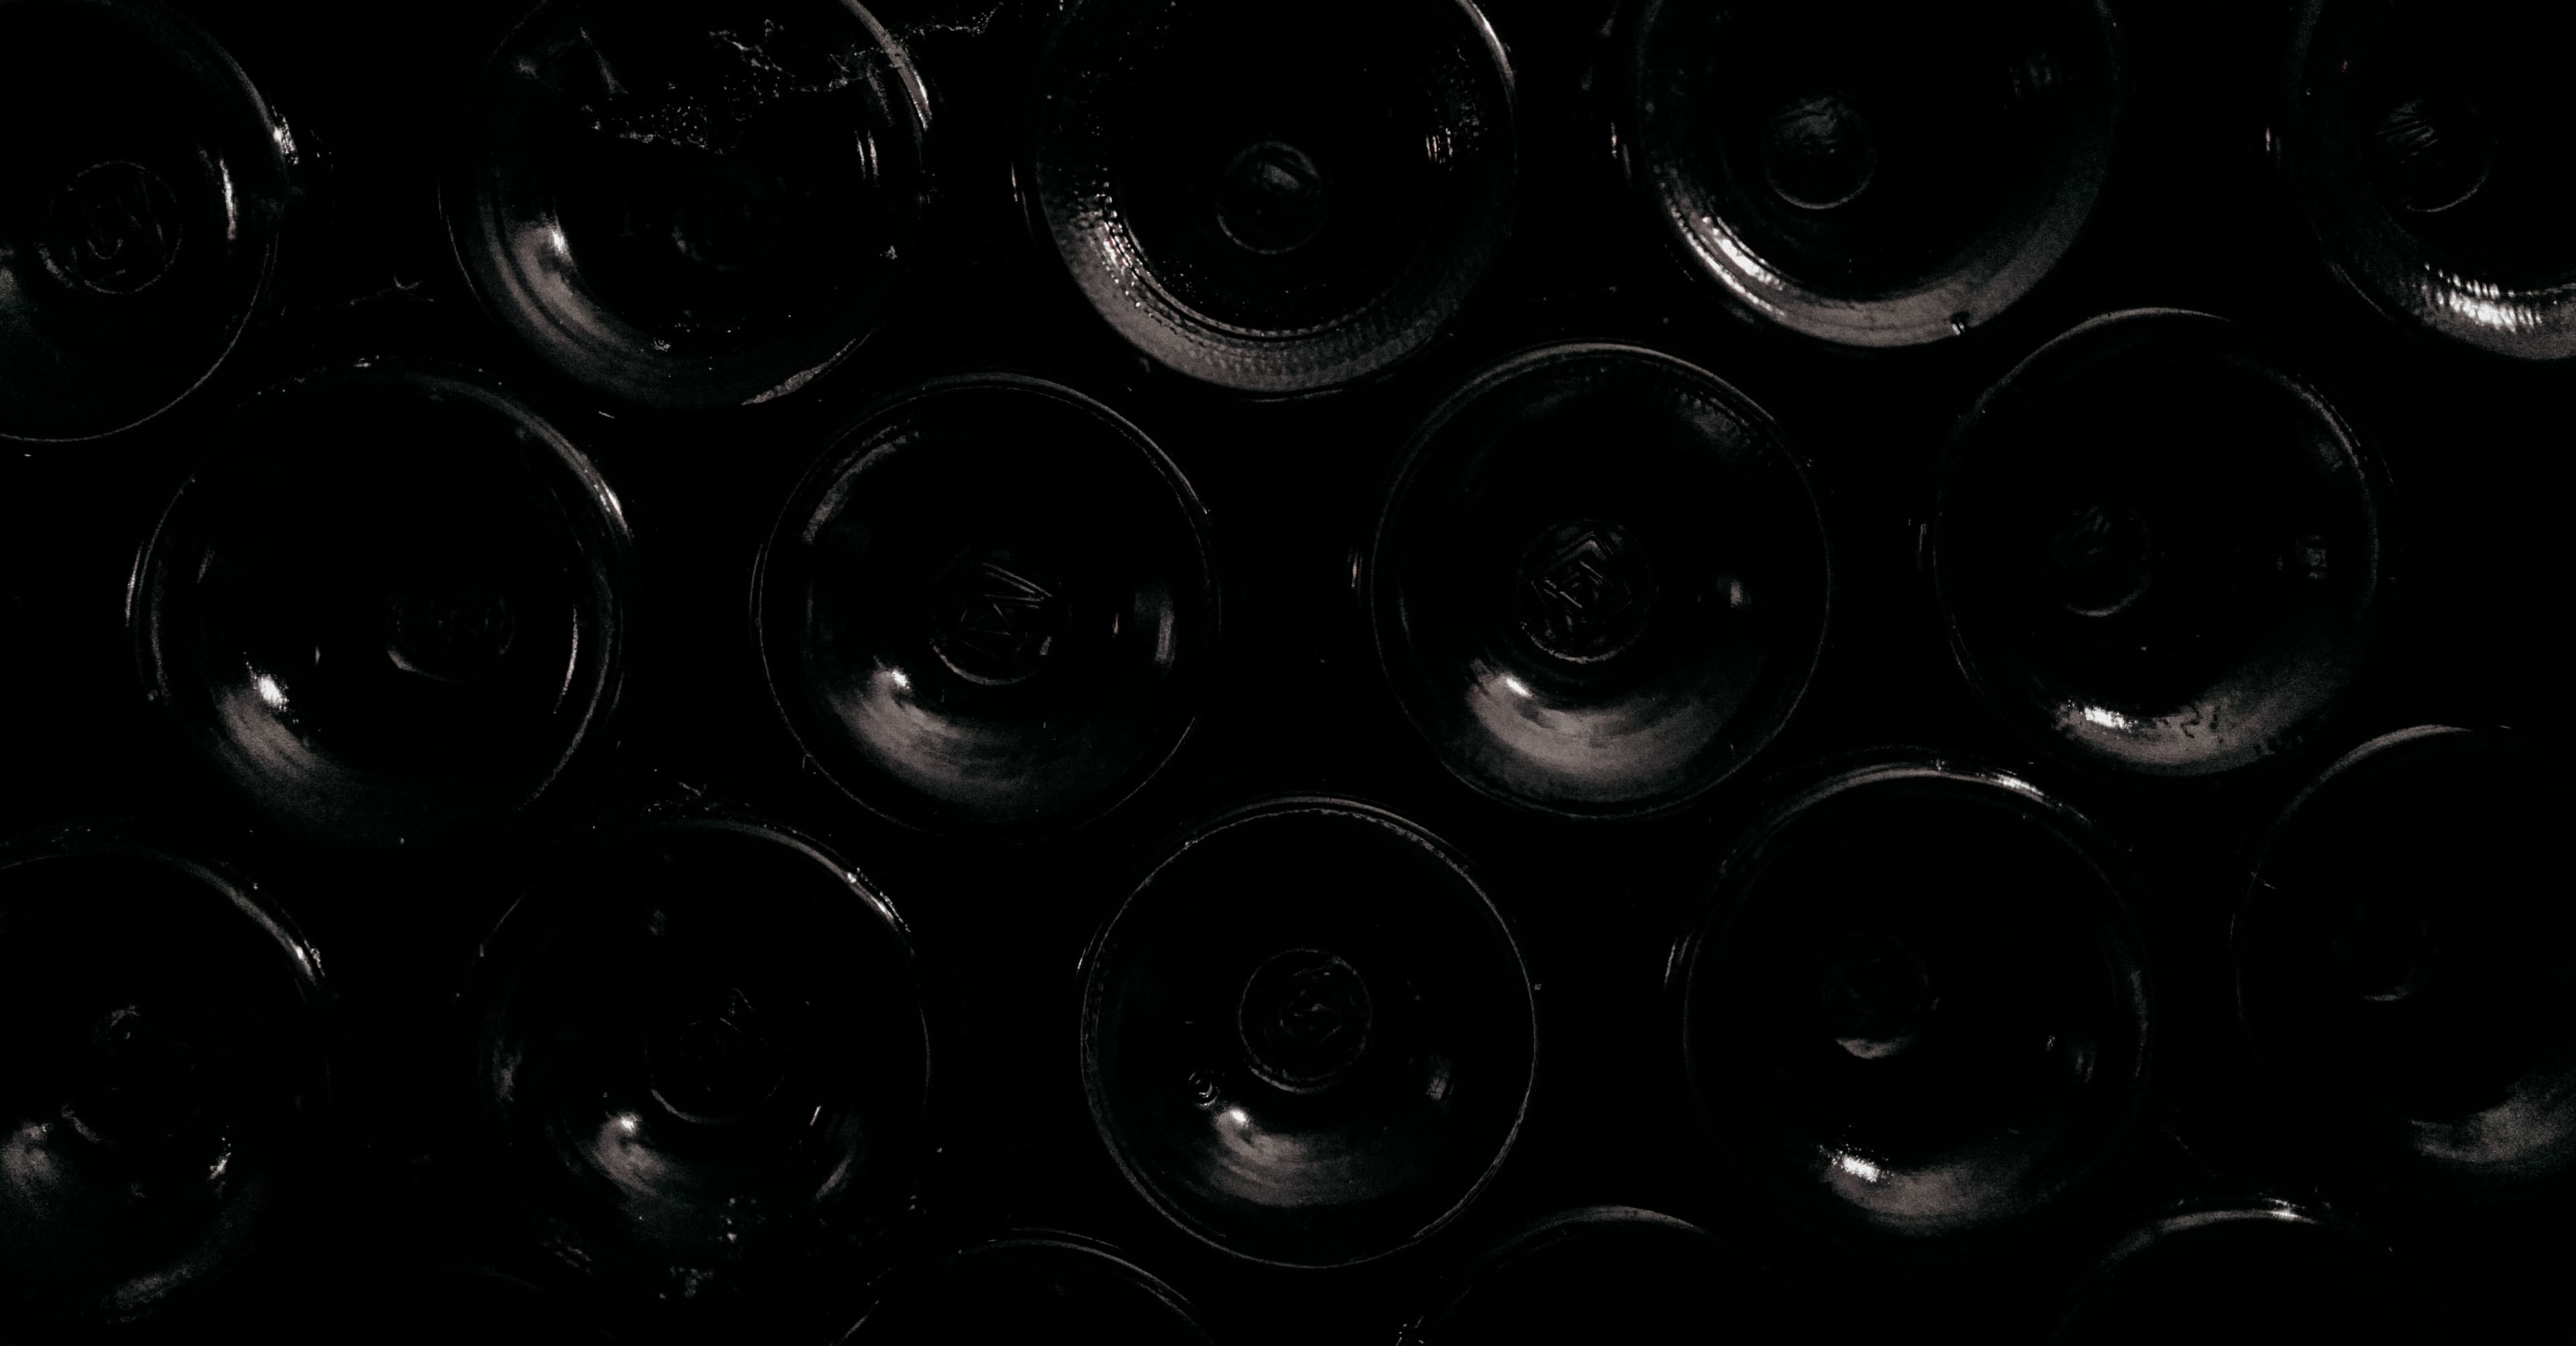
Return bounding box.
[6,722,2565,1337]
[7,0,2569,450]
[77,305,2393,855]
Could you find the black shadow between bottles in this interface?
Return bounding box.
[1079,795,1538,1270]
[0,823,329,1333]
[1020,0,1517,397]
[835,1231,1215,1345]
[753,372,1221,843]
[0,0,298,444]
[127,358,632,851]
[1358,340,1833,822]
[443,0,932,411]
[272,1265,618,1345]
[1401,1205,1818,1345]
[2275,1,2576,362]
[1925,309,2394,785]
[2045,1196,2461,1344]
[1669,751,2163,1261]
[460,805,939,1308]
[2235,725,2576,1208]
[1611,0,2126,348]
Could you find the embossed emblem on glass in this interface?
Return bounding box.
[1214,139,1334,254]
[928,549,1069,688]
[1513,519,1658,664]
[645,982,790,1126]
[2369,89,2492,215]
[1236,947,1375,1093]
[1760,89,1878,211]
[58,1005,209,1148]
[382,578,522,684]
[1815,926,1936,1062]
[2039,493,2161,619]
[40,161,184,296]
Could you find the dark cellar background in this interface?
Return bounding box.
[4,0,2572,1341]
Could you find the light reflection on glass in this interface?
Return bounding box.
[1459,656,1711,799]
[1674,198,1794,320]
[2430,270,2542,335]
[1831,1149,1884,1184]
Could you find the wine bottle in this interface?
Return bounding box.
[272,1266,618,1345]
[1403,1205,1818,1345]
[0,0,298,442]
[1925,309,2392,782]
[127,358,632,849]
[0,823,329,1330]
[2046,1197,2461,1343]
[1669,751,2161,1256]
[2235,725,2576,1204]
[755,372,1222,841]
[837,1231,1214,1344]
[443,0,932,409]
[2275,1,2576,360]
[1611,0,2125,346]
[1079,796,1537,1268]
[1020,0,1517,395]
[1358,340,1832,821]
[463,805,938,1303]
